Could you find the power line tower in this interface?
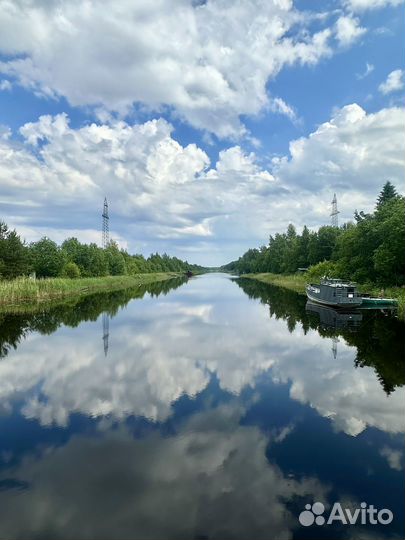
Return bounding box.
[102,197,109,248]
[330,193,340,228]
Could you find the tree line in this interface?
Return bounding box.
[223,182,405,286]
[0,227,204,279]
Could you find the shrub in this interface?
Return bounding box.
[61,262,81,279]
[306,260,339,281]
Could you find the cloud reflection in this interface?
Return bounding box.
[0,404,328,540]
[0,275,403,437]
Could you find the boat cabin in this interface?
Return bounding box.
[306,278,362,307]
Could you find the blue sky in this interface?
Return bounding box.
[0,0,404,265]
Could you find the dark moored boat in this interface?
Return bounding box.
[306,278,362,308]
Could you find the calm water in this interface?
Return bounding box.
[0,273,404,540]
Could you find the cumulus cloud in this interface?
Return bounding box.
[273,104,405,196]
[0,102,404,264]
[0,0,337,138]
[335,16,366,46]
[378,69,405,94]
[0,113,284,262]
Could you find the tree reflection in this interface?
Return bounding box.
[235,278,405,395]
[0,277,187,360]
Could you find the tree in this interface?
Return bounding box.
[376,181,398,210]
[30,237,67,277]
[0,222,30,279]
[226,182,404,287]
[297,225,310,268]
[281,224,299,273]
[372,197,405,285]
[105,242,127,275]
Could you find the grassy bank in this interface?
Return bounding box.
[0,273,182,309]
[240,273,405,319]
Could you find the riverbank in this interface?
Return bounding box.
[239,273,405,318]
[0,273,183,310]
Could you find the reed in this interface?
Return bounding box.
[242,273,307,293]
[0,273,181,307]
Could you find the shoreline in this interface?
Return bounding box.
[237,273,405,319]
[0,273,184,312]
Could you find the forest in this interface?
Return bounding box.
[223,182,405,287]
[0,227,203,280]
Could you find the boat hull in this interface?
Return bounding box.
[361,297,398,307]
[306,288,363,308]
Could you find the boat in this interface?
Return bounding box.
[306,278,363,308]
[360,296,398,307]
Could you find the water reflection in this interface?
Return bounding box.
[0,276,188,361]
[305,302,362,360]
[102,312,109,356]
[305,301,363,330]
[0,274,403,539]
[236,278,405,395]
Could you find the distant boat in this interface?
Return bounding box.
[306,278,363,308]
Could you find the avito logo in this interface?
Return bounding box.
[299,502,393,527]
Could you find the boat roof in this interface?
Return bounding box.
[320,278,357,287]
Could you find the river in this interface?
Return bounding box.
[0,273,403,539]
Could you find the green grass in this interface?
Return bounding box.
[240,273,405,319]
[242,273,307,293]
[0,273,181,309]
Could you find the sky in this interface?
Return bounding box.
[0,0,404,266]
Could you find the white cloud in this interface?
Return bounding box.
[0,0,336,138]
[345,0,403,10]
[378,69,405,94]
[0,79,11,91]
[356,62,374,79]
[269,97,298,121]
[0,103,404,264]
[0,114,285,262]
[274,104,405,199]
[335,16,366,46]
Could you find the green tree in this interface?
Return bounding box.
[297,225,310,268]
[372,197,405,284]
[376,181,398,210]
[0,222,30,279]
[281,224,299,273]
[105,242,127,275]
[30,237,66,277]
